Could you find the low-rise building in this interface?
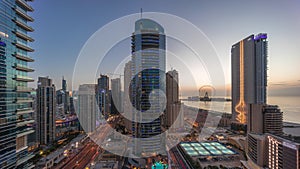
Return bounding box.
[178,141,241,168]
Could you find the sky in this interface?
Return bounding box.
[29,0,300,96]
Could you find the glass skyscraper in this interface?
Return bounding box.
[130,18,166,156]
[231,33,268,125]
[0,0,35,168]
[97,74,110,118]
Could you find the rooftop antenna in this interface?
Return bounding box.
[140,8,143,19]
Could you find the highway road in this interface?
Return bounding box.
[55,141,99,169]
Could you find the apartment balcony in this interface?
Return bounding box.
[16,119,34,127]
[16,86,34,92]
[17,162,34,169]
[14,75,34,82]
[14,6,34,22]
[16,146,28,154]
[13,52,34,62]
[16,0,34,12]
[142,35,160,39]
[14,63,34,72]
[15,97,34,103]
[13,29,34,42]
[16,108,33,115]
[0,98,13,103]
[16,154,35,167]
[27,164,35,169]
[13,17,34,32]
[0,61,6,67]
[16,128,34,137]
[14,40,34,52]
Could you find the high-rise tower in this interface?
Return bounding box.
[131,18,166,156]
[62,76,67,91]
[36,77,56,146]
[123,61,132,132]
[165,70,182,129]
[231,33,268,125]
[111,78,121,114]
[0,0,35,168]
[97,74,110,118]
[78,84,97,133]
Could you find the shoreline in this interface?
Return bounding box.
[183,103,300,126]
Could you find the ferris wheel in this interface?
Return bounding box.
[199,85,216,102]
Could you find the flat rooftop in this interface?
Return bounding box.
[180,142,236,157]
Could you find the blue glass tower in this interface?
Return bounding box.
[131,19,166,156]
[0,0,35,168]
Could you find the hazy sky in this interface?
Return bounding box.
[29,0,300,96]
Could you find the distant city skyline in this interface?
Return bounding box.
[2,1,300,168]
[29,1,300,97]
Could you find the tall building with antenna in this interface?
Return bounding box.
[57,76,69,114]
[131,18,166,156]
[62,76,67,91]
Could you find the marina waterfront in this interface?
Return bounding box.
[183,96,300,124]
